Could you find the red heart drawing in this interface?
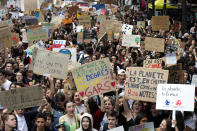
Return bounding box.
[111,82,116,88]
[79,91,84,97]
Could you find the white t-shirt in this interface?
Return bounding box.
[16,115,28,131]
[2,79,11,90]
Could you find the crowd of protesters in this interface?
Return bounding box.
[0,0,197,131]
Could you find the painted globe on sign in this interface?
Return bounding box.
[59,49,72,60]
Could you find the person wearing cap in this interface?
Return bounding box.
[117,69,126,94]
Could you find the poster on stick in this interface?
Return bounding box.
[125,67,169,102]
[0,86,43,110]
[145,37,165,52]
[143,59,162,69]
[156,84,195,111]
[30,48,69,79]
[151,16,169,31]
[72,58,116,98]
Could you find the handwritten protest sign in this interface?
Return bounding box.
[156,84,195,111]
[72,58,116,98]
[129,122,154,131]
[137,21,145,28]
[78,16,91,28]
[57,48,77,62]
[145,37,165,52]
[24,0,38,11]
[122,35,140,47]
[151,16,169,31]
[0,86,43,110]
[143,59,162,69]
[27,26,48,43]
[122,24,133,35]
[168,70,184,84]
[30,48,69,79]
[52,40,66,52]
[0,27,12,48]
[125,67,168,102]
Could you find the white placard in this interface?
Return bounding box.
[122,24,133,35]
[52,40,66,52]
[108,126,124,131]
[122,34,140,47]
[156,84,195,111]
[191,75,197,87]
[166,53,177,65]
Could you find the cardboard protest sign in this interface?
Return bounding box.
[156,84,195,111]
[168,70,184,84]
[122,24,133,35]
[0,86,43,110]
[72,58,116,98]
[30,48,69,79]
[52,40,66,52]
[122,35,140,47]
[191,75,197,87]
[143,59,162,69]
[24,0,38,11]
[0,26,12,48]
[145,37,165,52]
[78,16,91,28]
[125,67,168,102]
[137,21,145,28]
[27,26,48,43]
[108,126,124,131]
[129,122,154,131]
[151,16,169,31]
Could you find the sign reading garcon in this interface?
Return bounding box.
[125,67,169,102]
[72,58,116,98]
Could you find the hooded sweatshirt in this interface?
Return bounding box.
[76,113,98,131]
